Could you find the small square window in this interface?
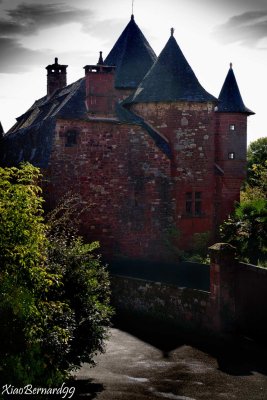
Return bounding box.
[229,124,235,131]
[228,152,235,159]
[65,130,77,147]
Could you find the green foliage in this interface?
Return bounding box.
[247,137,267,187]
[0,163,65,386]
[0,164,112,387]
[242,161,267,201]
[184,232,211,263]
[46,196,113,368]
[221,137,267,267]
[164,226,184,259]
[164,226,210,263]
[220,199,267,266]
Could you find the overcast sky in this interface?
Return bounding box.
[0,0,266,144]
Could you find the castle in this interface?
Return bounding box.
[0,15,254,261]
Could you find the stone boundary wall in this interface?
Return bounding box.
[235,262,267,338]
[207,243,267,337]
[111,243,267,339]
[111,275,212,331]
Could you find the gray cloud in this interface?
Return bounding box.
[0,3,93,36]
[0,0,129,73]
[0,37,51,72]
[0,2,96,73]
[214,11,267,47]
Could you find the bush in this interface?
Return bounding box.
[0,164,113,387]
[220,198,267,266]
[46,195,113,369]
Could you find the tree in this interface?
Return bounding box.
[241,161,267,202]
[220,137,267,266]
[220,199,267,266]
[45,194,113,369]
[0,164,113,387]
[247,137,267,186]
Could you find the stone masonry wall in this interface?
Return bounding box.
[235,262,267,338]
[111,275,212,331]
[43,118,175,261]
[214,113,247,222]
[111,244,267,339]
[132,101,216,246]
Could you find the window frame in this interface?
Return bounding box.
[185,191,203,217]
[185,192,193,215]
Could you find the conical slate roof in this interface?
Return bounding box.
[217,64,254,114]
[0,121,3,136]
[104,15,157,89]
[127,30,216,104]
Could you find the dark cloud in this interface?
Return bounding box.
[0,37,50,72]
[214,11,267,47]
[0,2,95,73]
[0,2,93,36]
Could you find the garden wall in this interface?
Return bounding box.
[111,275,212,331]
[111,243,267,339]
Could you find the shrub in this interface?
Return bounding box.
[0,164,113,387]
[220,198,267,266]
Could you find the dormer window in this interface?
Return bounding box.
[65,130,77,147]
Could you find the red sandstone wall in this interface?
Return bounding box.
[131,101,216,247]
[41,101,247,261]
[43,118,174,261]
[236,262,267,338]
[215,113,247,222]
[85,69,117,116]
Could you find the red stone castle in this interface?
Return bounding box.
[0,15,254,261]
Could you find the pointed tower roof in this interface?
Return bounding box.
[127,29,216,104]
[217,64,254,115]
[0,121,4,137]
[104,15,157,89]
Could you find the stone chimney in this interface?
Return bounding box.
[84,53,117,117]
[46,58,68,98]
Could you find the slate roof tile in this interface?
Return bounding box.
[104,15,157,89]
[217,65,254,115]
[126,33,217,104]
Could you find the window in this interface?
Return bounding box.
[65,130,77,147]
[229,124,235,131]
[185,192,193,215]
[185,192,202,216]
[228,152,235,159]
[195,192,202,216]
